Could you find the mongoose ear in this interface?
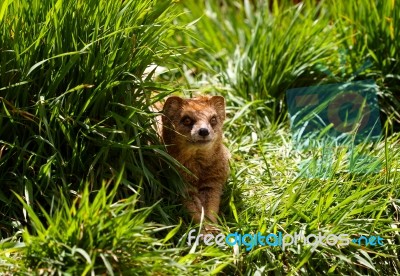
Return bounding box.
[163,96,184,121]
[210,96,226,121]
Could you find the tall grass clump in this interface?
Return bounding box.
[220,2,338,99]
[330,0,400,125]
[0,0,183,237]
[0,178,192,275]
[171,0,400,126]
[169,0,341,121]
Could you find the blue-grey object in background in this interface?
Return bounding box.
[286,79,381,149]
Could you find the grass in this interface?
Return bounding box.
[170,0,400,124]
[1,0,400,274]
[219,107,400,274]
[0,0,184,235]
[4,180,187,275]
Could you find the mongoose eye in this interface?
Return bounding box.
[210,116,217,126]
[181,116,193,126]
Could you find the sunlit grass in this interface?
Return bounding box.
[215,100,400,274]
[170,0,400,125]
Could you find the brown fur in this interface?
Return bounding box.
[162,96,230,229]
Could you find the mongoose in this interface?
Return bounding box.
[162,96,230,230]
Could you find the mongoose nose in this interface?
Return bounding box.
[198,128,210,137]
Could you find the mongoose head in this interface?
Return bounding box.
[162,96,226,147]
